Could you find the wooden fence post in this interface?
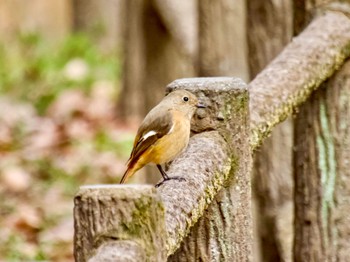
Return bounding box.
[166,77,252,261]
[74,185,166,261]
[198,0,249,81]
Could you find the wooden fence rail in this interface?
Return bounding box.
[74,12,350,261]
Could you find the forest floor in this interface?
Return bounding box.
[0,34,136,261]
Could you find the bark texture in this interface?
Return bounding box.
[293,46,350,262]
[167,78,252,261]
[74,185,166,262]
[198,0,248,81]
[247,1,294,261]
[249,12,350,149]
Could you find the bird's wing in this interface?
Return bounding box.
[127,109,173,166]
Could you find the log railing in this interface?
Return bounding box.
[74,12,350,261]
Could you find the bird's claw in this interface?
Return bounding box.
[155,176,186,188]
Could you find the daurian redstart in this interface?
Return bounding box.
[120,90,205,186]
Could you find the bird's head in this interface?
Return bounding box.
[164,90,205,118]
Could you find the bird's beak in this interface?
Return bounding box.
[196,103,206,108]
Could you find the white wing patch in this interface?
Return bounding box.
[141,123,175,142]
[142,130,157,140]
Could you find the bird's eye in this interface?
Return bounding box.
[183,96,189,102]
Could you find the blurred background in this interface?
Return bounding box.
[0,0,296,261]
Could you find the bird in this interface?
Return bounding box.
[120,89,205,187]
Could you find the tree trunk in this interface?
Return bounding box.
[198,0,249,81]
[253,121,294,262]
[247,0,293,77]
[118,0,147,124]
[294,59,350,261]
[72,0,124,51]
[246,1,294,261]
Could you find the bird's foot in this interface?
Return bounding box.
[155,176,186,188]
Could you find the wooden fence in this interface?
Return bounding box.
[73,12,350,261]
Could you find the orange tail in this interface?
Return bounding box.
[120,166,136,184]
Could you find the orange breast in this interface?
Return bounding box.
[149,111,190,164]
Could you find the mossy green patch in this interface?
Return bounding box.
[0,33,120,114]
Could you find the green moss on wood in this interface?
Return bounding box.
[120,198,165,259]
[82,188,165,261]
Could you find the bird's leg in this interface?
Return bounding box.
[155,164,185,187]
[157,164,169,180]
